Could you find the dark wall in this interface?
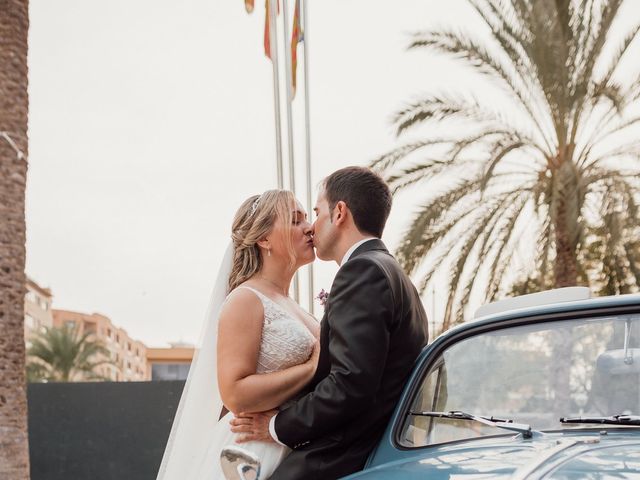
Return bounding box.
[27,381,185,480]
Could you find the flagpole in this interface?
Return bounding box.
[281,0,300,303]
[301,0,314,314]
[268,0,284,188]
[281,0,296,193]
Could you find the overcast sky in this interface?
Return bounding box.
[26,1,640,347]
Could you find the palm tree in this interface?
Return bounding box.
[0,0,30,478]
[372,0,640,331]
[26,325,114,382]
[510,223,640,296]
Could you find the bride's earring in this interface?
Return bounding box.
[267,248,271,257]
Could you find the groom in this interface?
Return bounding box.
[231,166,429,479]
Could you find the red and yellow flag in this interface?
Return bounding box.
[290,0,303,97]
[245,0,303,99]
[263,0,280,59]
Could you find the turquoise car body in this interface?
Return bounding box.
[346,293,640,479]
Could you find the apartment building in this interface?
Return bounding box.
[25,278,193,382]
[52,310,151,381]
[24,277,54,340]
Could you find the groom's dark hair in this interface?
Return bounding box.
[322,166,392,238]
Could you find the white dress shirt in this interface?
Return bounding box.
[340,237,377,266]
[268,237,378,444]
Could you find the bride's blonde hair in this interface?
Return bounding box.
[228,190,297,292]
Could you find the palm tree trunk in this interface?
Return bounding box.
[553,159,579,289]
[553,212,578,287]
[550,160,579,419]
[0,1,31,478]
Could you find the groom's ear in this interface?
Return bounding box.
[333,201,348,226]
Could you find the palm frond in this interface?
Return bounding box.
[440,199,517,328]
[409,27,554,148]
[413,187,527,297]
[395,179,482,273]
[393,94,508,135]
[598,22,640,89]
[455,195,530,322]
[485,233,521,302]
[370,138,453,172]
[479,140,527,192]
[574,0,624,92]
[589,115,640,152]
[386,159,473,195]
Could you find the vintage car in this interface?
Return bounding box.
[346,287,640,479]
[222,287,640,479]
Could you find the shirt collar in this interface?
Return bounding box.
[340,237,377,266]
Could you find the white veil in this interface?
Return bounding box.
[156,243,234,479]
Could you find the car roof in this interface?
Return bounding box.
[439,291,640,341]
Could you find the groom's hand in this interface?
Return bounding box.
[230,409,278,443]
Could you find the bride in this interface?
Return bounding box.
[157,190,320,479]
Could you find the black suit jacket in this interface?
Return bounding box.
[270,239,429,479]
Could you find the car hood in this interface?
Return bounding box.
[346,430,640,479]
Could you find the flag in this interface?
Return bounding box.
[264,0,280,59]
[290,0,303,97]
[244,0,278,59]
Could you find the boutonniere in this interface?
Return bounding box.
[316,289,329,307]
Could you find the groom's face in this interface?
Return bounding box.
[312,189,338,261]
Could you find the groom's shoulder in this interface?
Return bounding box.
[337,250,398,282]
[355,248,401,273]
[350,249,417,296]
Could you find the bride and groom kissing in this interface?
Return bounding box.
[157,166,430,480]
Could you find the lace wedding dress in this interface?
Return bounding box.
[200,286,317,479]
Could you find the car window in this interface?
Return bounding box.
[400,314,640,448]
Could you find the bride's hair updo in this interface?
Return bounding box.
[228,189,297,292]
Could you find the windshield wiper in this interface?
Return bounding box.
[560,414,640,426]
[410,410,535,438]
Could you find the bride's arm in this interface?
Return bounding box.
[217,288,318,415]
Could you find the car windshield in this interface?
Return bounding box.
[400,313,640,448]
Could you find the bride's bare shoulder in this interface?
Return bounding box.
[219,285,264,327]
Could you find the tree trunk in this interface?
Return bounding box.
[0,1,30,479]
[549,157,579,419]
[553,209,578,287]
[553,160,579,288]
[551,209,576,415]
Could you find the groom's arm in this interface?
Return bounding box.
[274,256,393,447]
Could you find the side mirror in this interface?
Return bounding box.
[220,446,261,480]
